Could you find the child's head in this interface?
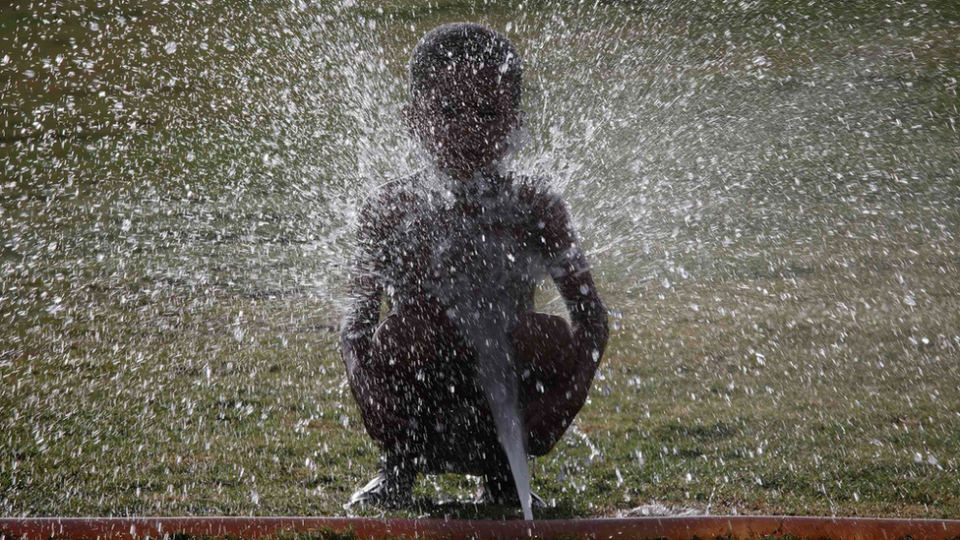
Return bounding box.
[407,23,523,180]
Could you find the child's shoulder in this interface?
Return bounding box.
[511,174,566,212]
[358,173,422,219]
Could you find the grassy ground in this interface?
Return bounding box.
[2,0,960,520]
[5,231,958,519]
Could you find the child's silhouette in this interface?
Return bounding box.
[340,22,608,509]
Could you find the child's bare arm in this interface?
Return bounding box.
[340,273,382,376]
[524,191,608,438]
[535,192,609,371]
[554,268,608,387]
[340,202,384,379]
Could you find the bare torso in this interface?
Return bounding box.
[341,170,608,471]
[358,172,564,320]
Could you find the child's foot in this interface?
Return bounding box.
[474,472,547,508]
[345,455,415,510]
[345,472,413,509]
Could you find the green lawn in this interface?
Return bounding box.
[3,230,958,518]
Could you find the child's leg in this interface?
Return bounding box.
[359,308,451,446]
[346,307,456,506]
[347,303,496,506]
[348,308,586,507]
[363,306,473,448]
[475,313,581,506]
[512,312,587,457]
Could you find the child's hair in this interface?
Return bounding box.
[409,22,522,109]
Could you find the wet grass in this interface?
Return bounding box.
[2,0,960,521]
[2,230,958,518]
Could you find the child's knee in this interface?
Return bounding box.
[374,313,436,363]
[514,312,573,347]
[514,312,576,379]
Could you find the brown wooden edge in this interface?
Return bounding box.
[2,516,960,540]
